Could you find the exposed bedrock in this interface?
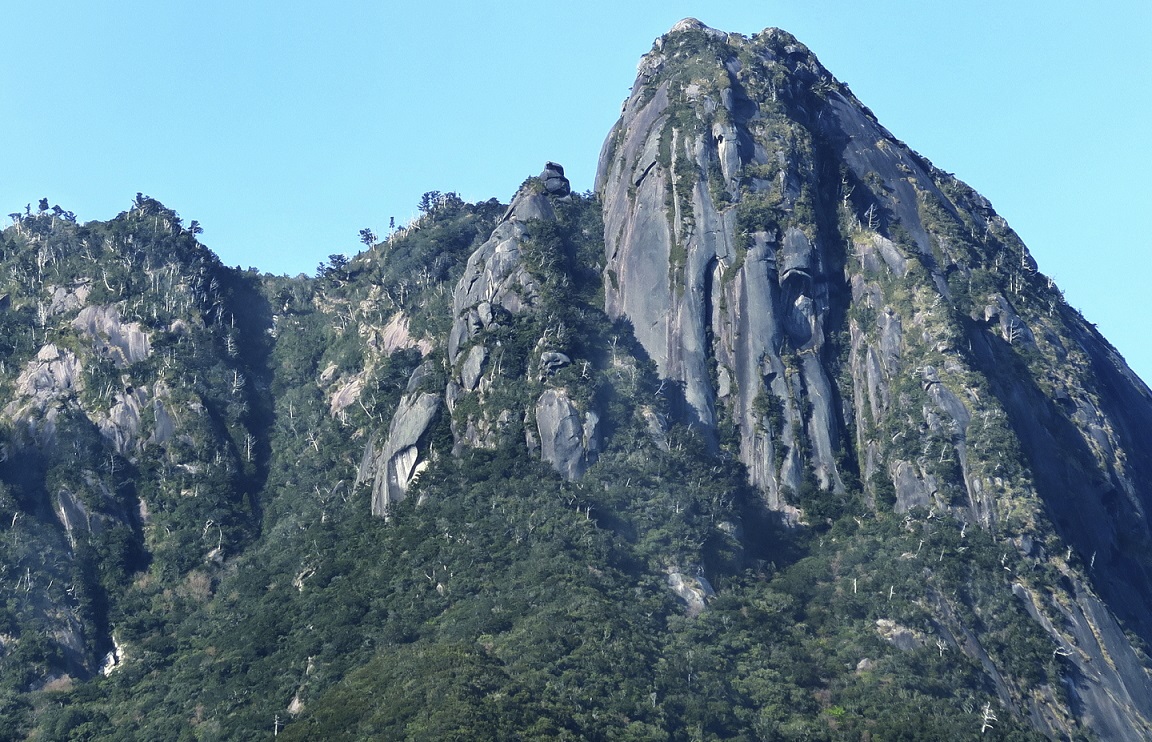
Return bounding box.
[596,33,847,508]
[371,171,600,508]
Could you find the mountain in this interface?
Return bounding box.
[3,19,1152,740]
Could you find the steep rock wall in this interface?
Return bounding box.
[597,20,850,505]
[597,19,1152,734]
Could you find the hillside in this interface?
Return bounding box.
[2,19,1152,740]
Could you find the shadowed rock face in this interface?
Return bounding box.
[598,18,1152,736]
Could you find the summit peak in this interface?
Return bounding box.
[668,18,713,33]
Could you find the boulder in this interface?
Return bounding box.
[460,344,488,391]
[538,351,571,376]
[779,227,814,282]
[150,397,176,445]
[983,293,1035,346]
[541,161,571,197]
[535,388,597,480]
[55,489,93,547]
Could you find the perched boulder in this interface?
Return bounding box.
[541,161,571,197]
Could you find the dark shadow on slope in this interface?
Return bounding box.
[966,316,1152,648]
[216,267,276,530]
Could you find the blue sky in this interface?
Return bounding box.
[3,1,1150,383]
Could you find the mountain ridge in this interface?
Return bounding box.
[1,19,1151,740]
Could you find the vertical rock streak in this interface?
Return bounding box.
[598,22,850,505]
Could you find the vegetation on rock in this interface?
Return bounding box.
[2,19,1152,741]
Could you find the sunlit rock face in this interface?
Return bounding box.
[597,20,855,506]
[598,20,1152,737]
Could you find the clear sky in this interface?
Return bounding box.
[3,1,1149,383]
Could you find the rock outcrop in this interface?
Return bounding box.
[666,565,715,617]
[99,386,149,454]
[374,311,433,356]
[6,21,1152,739]
[597,20,854,504]
[446,175,599,474]
[535,388,598,480]
[3,343,85,445]
[72,305,151,366]
[452,177,599,474]
[371,168,599,506]
[0,199,281,695]
[367,383,440,516]
[541,161,571,197]
[447,188,549,363]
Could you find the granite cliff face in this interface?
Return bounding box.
[595,19,1152,738]
[355,19,1152,733]
[596,21,857,505]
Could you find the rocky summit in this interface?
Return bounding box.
[2,19,1152,740]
